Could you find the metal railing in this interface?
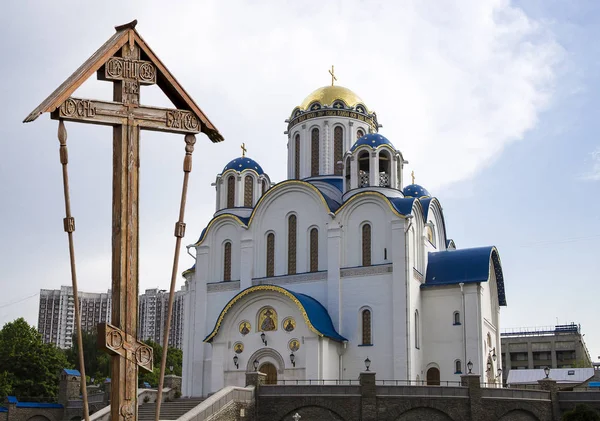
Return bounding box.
[274,379,360,385]
[375,380,463,387]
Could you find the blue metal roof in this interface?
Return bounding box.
[403,184,430,198]
[423,246,506,306]
[419,197,433,220]
[288,289,347,342]
[589,382,600,387]
[315,178,343,192]
[63,368,81,376]
[350,133,394,151]
[222,156,264,175]
[0,407,7,412]
[204,285,347,342]
[6,397,17,404]
[321,192,341,212]
[17,402,63,409]
[387,197,416,215]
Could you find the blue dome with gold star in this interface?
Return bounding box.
[222,157,264,175]
[350,133,394,151]
[403,184,430,198]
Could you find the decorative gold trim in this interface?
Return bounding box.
[193,214,248,246]
[204,285,324,343]
[195,184,412,248]
[336,191,408,220]
[247,180,330,226]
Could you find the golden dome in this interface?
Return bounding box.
[299,85,366,110]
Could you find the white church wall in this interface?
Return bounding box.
[289,117,370,179]
[249,185,329,278]
[421,286,466,382]
[409,274,424,380]
[340,273,393,380]
[337,198,391,268]
[463,283,484,377]
[208,221,242,282]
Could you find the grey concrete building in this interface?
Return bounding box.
[137,288,185,349]
[38,286,185,349]
[501,323,592,384]
[38,286,111,349]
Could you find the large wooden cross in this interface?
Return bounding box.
[25,20,223,421]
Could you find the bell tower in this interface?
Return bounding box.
[285,69,379,180]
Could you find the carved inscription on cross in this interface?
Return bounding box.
[49,38,198,421]
[25,21,223,421]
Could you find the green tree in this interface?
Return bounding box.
[65,329,110,383]
[138,340,182,387]
[563,404,600,421]
[0,318,69,399]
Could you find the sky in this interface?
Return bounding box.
[0,1,598,361]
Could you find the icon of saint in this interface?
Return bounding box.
[284,318,295,332]
[240,322,250,335]
[261,309,276,331]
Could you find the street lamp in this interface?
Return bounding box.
[467,360,473,374]
[492,348,497,362]
[544,366,550,379]
[233,355,239,369]
[169,365,173,373]
[261,332,267,346]
[290,352,296,368]
[253,359,259,371]
[486,361,492,372]
[364,357,371,372]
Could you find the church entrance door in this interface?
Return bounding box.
[426,367,440,385]
[259,362,278,384]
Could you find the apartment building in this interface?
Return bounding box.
[38,286,185,349]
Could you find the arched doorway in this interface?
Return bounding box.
[426,367,440,385]
[259,362,277,384]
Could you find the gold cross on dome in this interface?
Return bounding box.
[411,170,415,184]
[241,143,247,157]
[329,65,337,86]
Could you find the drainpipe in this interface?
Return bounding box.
[460,282,467,372]
[404,215,413,378]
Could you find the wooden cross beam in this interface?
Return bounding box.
[24,20,223,421]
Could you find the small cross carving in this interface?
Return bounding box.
[411,170,415,184]
[329,65,337,86]
[292,413,301,421]
[241,143,247,157]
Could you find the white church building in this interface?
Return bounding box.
[181,82,507,397]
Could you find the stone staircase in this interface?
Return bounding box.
[138,397,205,421]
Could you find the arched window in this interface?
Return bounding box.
[294,134,300,179]
[455,360,462,374]
[357,129,365,139]
[362,309,372,345]
[453,311,461,325]
[334,126,343,175]
[311,128,319,177]
[362,224,372,266]
[378,150,391,187]
[223,242,232,281]
[415,310,420,349]
[226,175,235,208]
[426,224,435,247]
[266,233,275,277]
[487,333,492,348]
[345,157,351,192]
[358,150,370,187]
[244,175,253,207]
[310,228,318,272]
[288,215,297,275]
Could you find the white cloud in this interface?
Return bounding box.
[118,0,563,191]
[580,147,600,181]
